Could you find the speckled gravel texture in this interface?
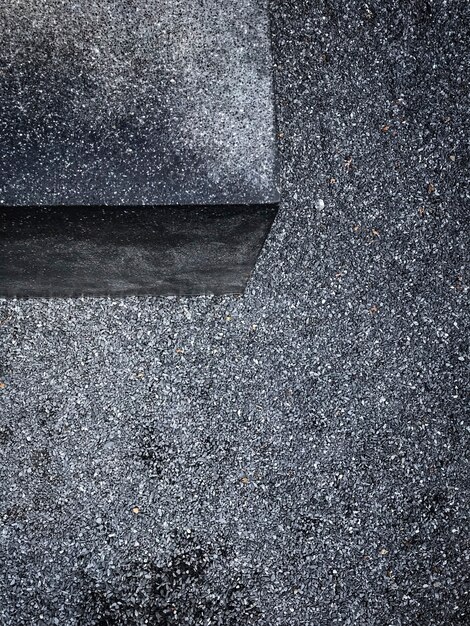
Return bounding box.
[1,0,278,205]
[1,1,469,624]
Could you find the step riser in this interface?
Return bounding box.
[0,205,277,297]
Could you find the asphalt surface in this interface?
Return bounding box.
[1,1,469,624]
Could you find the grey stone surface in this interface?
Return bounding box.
[0,1,469,624]
[0,204,277,297]
[0,0,278,205]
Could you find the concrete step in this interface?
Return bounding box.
[0,0,279,296]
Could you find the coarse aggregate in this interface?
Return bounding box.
[0,0,469,624]
[1,0,277,205]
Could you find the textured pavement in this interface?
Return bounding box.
[1,1,469,624]
[1,0,277,205]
